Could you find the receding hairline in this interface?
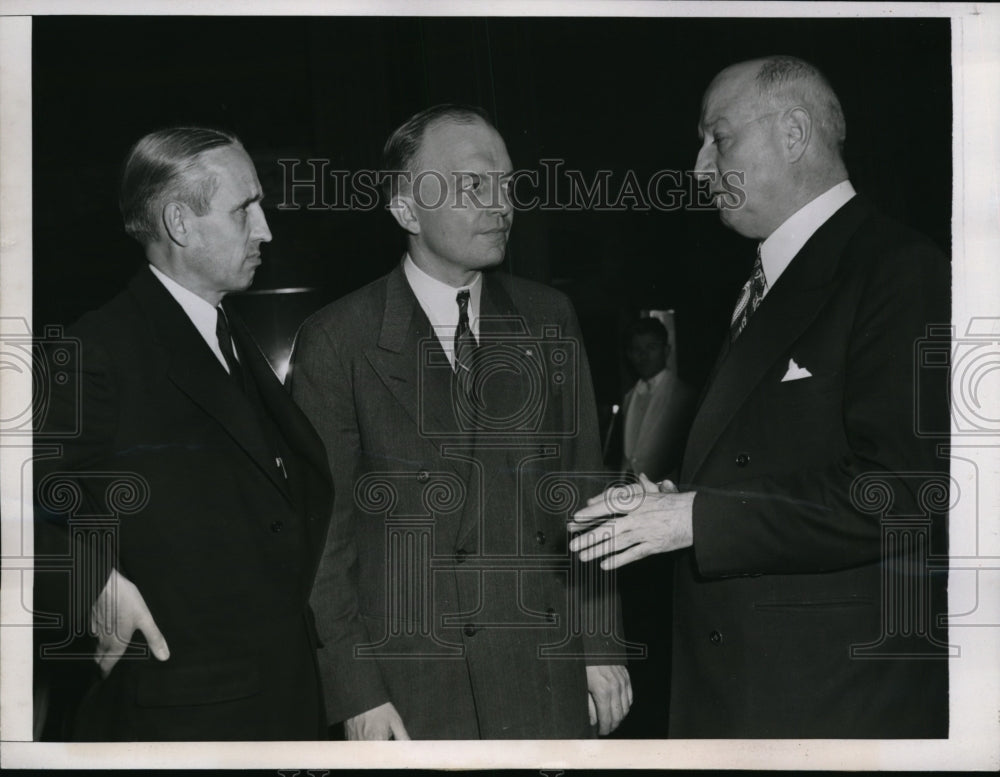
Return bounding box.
[702,56,846,152]
[407,114,500,171]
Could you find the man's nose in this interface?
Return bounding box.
[694,144,717,184]
[495,181,513,218]
[251,203,272,243]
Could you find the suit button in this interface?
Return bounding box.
[455,548,467,563]
[545,607,557,624]
[735,453,750,467]
[271,520,285,533]
[463,624,478,637]
[416,470,429,483]
[709,630,723,645]
[535,530,546,545]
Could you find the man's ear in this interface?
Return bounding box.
[783,106,812,164]
[161,201,192,247]
[388,194,421,235]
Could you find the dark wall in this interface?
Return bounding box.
[33,15,951,403]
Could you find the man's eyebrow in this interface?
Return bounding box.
[233,192,263,211]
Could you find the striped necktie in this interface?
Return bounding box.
[730,245,768,342]
[454,289,477,375]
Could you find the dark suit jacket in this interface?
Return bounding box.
[291,263,625,739]
[671,196,950,738]
[34,266,333,741]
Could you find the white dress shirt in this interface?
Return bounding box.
[403,254,482,368]
[148,263,231,372]
[623,367,693,482]
[758,180,856,295]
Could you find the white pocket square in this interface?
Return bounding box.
[781,358,813,382]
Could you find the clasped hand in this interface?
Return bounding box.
[569,473,695,569]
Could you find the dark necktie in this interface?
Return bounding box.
[215,306,244,389]
[730,245,768,342]
[454,289,477,375]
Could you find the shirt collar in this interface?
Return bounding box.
[148,263,231,371]
[635,367,669,394]
[759,180,856,293]
[403,253,482,342]
[148,263,220,340]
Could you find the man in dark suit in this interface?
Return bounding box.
[290,105,631,739]
[571,57,950,737]
[34,128,333,740]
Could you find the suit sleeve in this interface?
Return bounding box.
[692,239,950,577]
[561,300,628,663]
[289,320,390,724]
[34,327,120,625]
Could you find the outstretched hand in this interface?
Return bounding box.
[569,473,695,569]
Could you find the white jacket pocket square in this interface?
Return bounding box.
[781,358,813,382]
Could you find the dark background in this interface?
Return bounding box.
[33,15,951,397]
[32,14,951,739]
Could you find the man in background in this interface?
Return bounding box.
[621,316,696,483]
[291,104,631,739]
[571,56,950,737]
[34,128,333,740]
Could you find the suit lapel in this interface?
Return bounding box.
[229,310,332,498]
[129,268,288,498]
[364,263,458,440]
[682,196,872,482]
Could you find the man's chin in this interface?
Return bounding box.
[718,209,756,238]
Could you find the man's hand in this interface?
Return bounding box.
[90,568,169,677]
[569,475,695,569]
[344,701,411,740]
[586,664,632,735]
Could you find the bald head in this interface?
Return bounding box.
[754,56,845,157]
[696,56,849,239]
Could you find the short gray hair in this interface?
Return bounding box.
[755,56,846,157]
[120,127,240,245]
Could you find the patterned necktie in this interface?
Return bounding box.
[730,245,768,342]
[454,289,477,375]
[215,306,244,389]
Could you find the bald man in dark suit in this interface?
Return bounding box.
[571,57,949,738]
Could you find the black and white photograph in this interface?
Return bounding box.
[1,0,998,771]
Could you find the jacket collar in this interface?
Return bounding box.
[681,195,872,482]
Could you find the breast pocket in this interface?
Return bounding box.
[771,367,843,411]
